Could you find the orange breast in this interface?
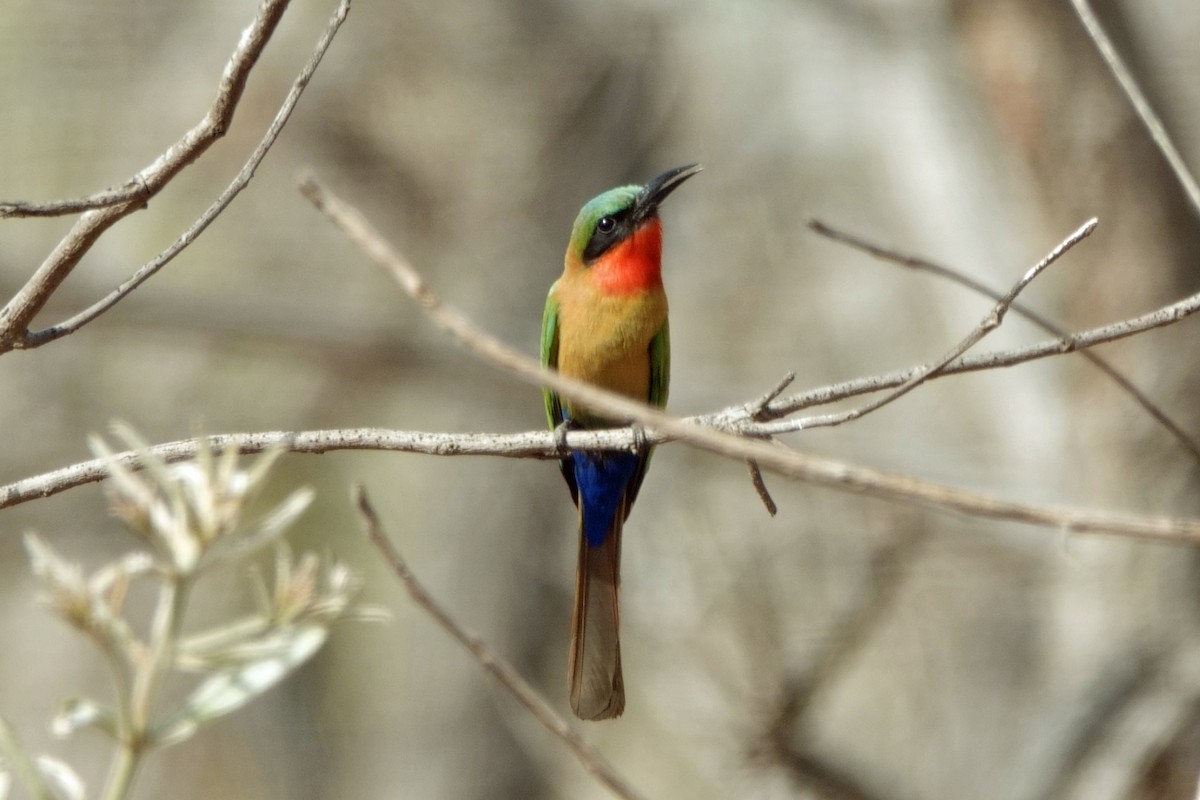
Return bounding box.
[553,284,667,423]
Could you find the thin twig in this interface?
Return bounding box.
[746,460,778,517]
[747,373,796,419]
[0,180,150,219]
[296,176,1200,545]
[1067,0,1200,221]
[807,219,1200,464]
[743,374,793,516]
[354,487,649,800]
[0,0,296,353]
[746,285,1200,433]
[25,0,352,348]
[775,219,1097,433]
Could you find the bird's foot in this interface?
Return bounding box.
[629,421,649,456]
[552,419,576,457]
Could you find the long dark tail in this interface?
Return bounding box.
[568,512,624,720]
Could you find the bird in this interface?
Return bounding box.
[541,164,700,720]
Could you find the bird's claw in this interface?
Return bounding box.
[629,422,649,456]
[553,419,574,457]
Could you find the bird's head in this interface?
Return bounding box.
[564,164,700,292]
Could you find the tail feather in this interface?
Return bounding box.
[569,512,624,720]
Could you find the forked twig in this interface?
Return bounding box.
[808,219,1200,465]
[742,373,794,516]
[747,286,1200,432]
[775,218,1098,433]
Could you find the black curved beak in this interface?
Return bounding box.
[634,163,701,222]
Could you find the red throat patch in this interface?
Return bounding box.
[593,219,664,295]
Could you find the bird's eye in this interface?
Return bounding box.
[596,216,616,234]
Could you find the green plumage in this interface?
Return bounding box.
[566,186,641,261]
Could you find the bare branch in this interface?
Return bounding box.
[355,487,649,800]
[24,0,352,349]
[297,176,1200,545]
[0,0,307,354]
[1067,0,1200,220]
[0,428,576,509]
[807,219,1200,464]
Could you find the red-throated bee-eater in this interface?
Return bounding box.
[541,164,700,720]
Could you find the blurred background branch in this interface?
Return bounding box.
[1066,0,1200,220]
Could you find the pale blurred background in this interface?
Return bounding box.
[3,0,1200,798]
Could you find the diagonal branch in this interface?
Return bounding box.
[294,176,1200,545]
[1067,0,1200,221]
[4,251,1200,540]
[6,187,1200,541]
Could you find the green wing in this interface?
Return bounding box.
[648,318,670,410]
[541,285,564,428]
[623,318,669,515]
[541,285,578,504]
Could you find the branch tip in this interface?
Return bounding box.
[747,459,778,517]
[749,372,797,420]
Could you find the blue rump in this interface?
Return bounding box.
[572,451,639,547]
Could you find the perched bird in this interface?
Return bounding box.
[541,164,700,720]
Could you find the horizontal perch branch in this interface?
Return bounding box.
[6,419,1200,546]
